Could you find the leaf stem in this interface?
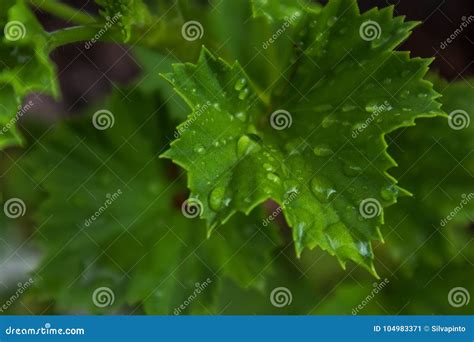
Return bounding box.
[47,25,122,50]
[29,0,98,26]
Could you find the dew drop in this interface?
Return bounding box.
[209,187,226,211]
[263,163,274,172]
[238,88,250,100]
[365,102,379,113]
[343,163,362,177]
[322,115,338,128]
[400,90,410,99]
[356,241,371,257]
[314,104,333,112]
[235,111,247,122]
[194,145,205,154]
[313,145,334,157]
[237,135,260,157]
[234,78,247,91]
[380,185,398,201]
[327,16,338,27]
[310,178,337,202]
[266,173,281,185]
[284,180,299,196]
[342,104,357,112]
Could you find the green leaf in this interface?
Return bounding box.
[95,0,151,42]
[0,0,59,148]
[16,88,278,314]
[251,0,318,22]
[163,0,443,273]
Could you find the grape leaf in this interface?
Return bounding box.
[15,88,278,314]
[163,0,443,273]
[0,0,59,149]
[251,0,317,22]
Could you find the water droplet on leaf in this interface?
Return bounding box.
[310,178,336,202]
[209,187,226,211]
[313,145,334,157]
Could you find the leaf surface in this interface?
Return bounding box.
[163,0,443,272]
